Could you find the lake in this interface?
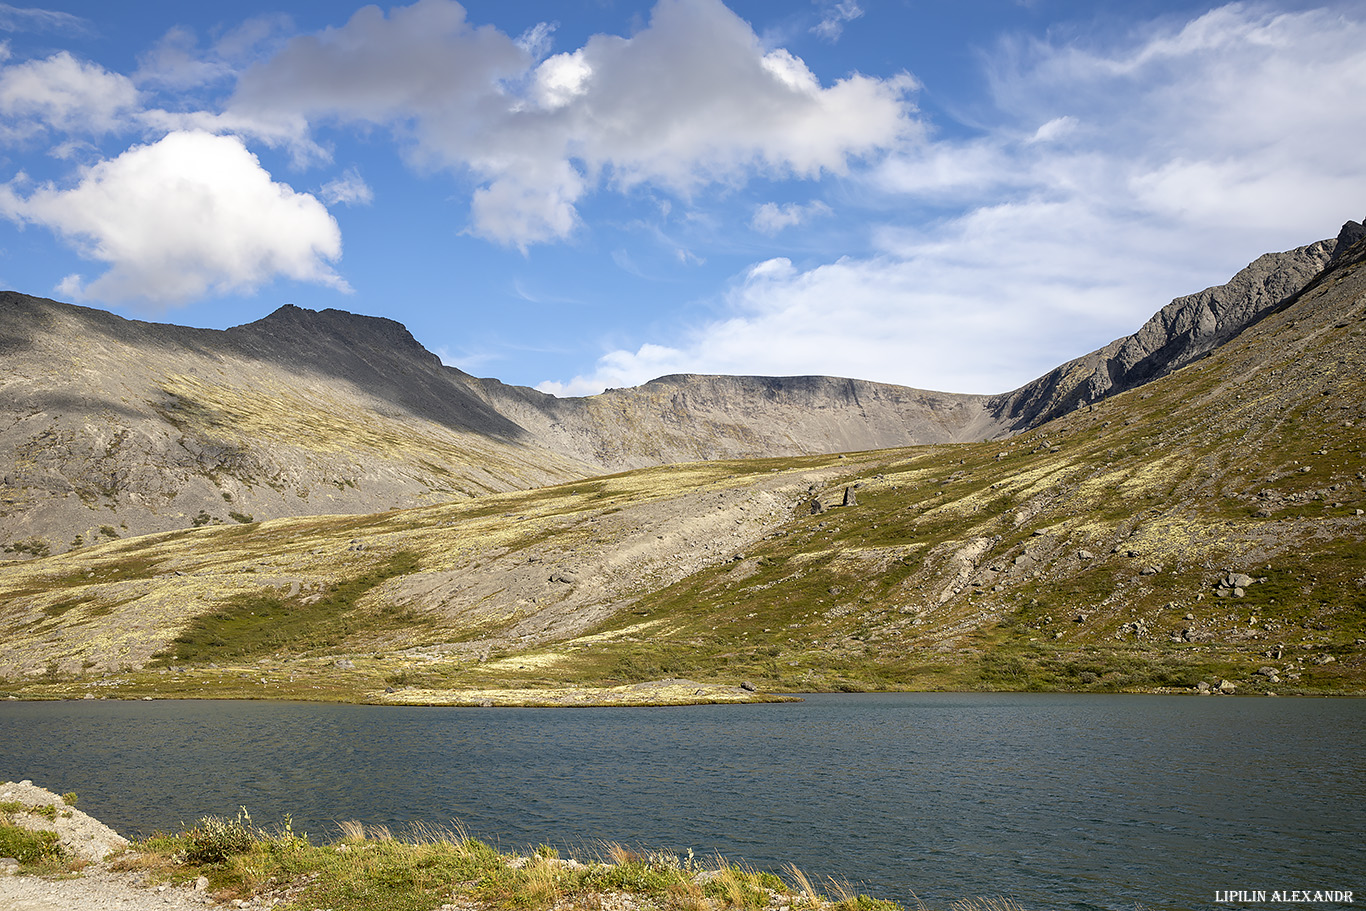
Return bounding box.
[1,693,1362,910]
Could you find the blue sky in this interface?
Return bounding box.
[0,0,1363,396]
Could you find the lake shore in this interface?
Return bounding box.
[2,675,802,706]
[1,780,912,911]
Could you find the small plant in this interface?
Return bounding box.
[0,820,62,864]
[99,525,119,539]
[533,842,559,859]
[61,792,78,807]
[828,878,904,911]
[181,807,260,864]
[228,511,255,524]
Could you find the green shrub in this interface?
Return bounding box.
[181,808,260,864]
[0,820,62,863]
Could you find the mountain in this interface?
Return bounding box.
[2,221,1359,560]
[1,220,1363,699]
[993,220,1366,428]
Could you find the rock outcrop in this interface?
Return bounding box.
[990,220,1366,430]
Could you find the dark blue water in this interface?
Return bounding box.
[1,693,1362,911]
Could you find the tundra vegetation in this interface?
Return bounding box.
[116,809,996,911]
[1,235,1364,702]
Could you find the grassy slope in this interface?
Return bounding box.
[1,250,1363,701]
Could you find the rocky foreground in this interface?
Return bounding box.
[0,779,215,910]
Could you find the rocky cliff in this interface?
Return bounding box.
[990,220,1366,429]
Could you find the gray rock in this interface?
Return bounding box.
[740,680,757,692]
[841,486,857,507]
[550,570,578,584]
[990,225,1349,428]
[1077,549,1095,560]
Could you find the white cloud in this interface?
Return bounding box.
[515,21,556,59]
[134,25,234,90]
[0,4,90,36]
[529,49,591,110]
[811,1,863,41]
[751,200,831,234]
[0,51,139,139]
[131,15,292,93]
[541,2,1366,397]
[0,130,347,305]
[320,167,374,206]
[228,0,916,246]
[228,0,530,159]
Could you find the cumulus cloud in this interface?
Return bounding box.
[540,2,1366,396]
[228,0,916,246]
[0,51,139,139]
[0,130,347,305]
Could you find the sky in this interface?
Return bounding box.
[0,0,1363,397]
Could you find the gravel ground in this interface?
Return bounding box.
[0,780,219,911]
[0,866,220,911]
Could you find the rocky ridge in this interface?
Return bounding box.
[1,221,1359,558]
